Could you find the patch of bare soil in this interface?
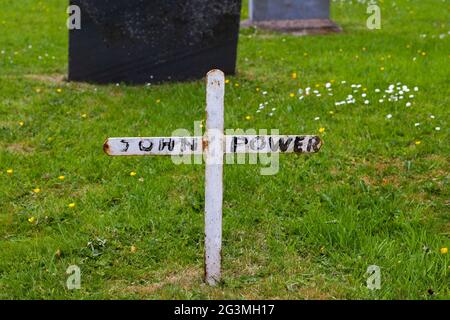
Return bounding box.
[125,267,202,295]
[25,74,66,84]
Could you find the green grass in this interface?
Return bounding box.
[0,0,449,299]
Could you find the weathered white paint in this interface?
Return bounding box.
[103,137,202,156]
[204,70,225,286]
[225,135,322,154]
[104,135,322,156]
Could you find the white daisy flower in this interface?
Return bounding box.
[386,114,392,119]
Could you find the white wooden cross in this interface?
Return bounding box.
[103,70,322,286]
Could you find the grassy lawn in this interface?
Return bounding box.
[0,0,449,299]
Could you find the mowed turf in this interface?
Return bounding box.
[0,0,448,299]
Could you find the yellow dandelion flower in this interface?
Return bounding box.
[6,169,13,175]
[245,115,251,120]
[28,217,36,223]
[19,121,24,126]
[68,203,76,208]
[380,67,385,71]
[421,52,426,56]
[315,84,320,88]
[56,88,62,93]
[234,83,239,87]
[289,93,295,98]
[58,175,65,180]
[440,247,448,254]
[32,188,41,193]
[81,113,87,118]
[303,52,308,57]
[130,171,137,177]
[291,72,297,80]
[256,87,260,92]
[35,88,42,93]
[225,79,230,84]
[156,99,161,103]
[130,245,138,253]
[329,111,334,115]
[319,127,325,133]
[415,140,421,145]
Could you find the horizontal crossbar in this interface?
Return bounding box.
[103,135,322,156]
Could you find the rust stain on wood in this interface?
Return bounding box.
[202,138,209,151]
[103,140,111,155]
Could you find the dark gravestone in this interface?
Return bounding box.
[69,0,242,84]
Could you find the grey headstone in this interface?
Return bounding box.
[249,0,330,21]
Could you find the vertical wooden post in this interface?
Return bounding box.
[204,69,225,286]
